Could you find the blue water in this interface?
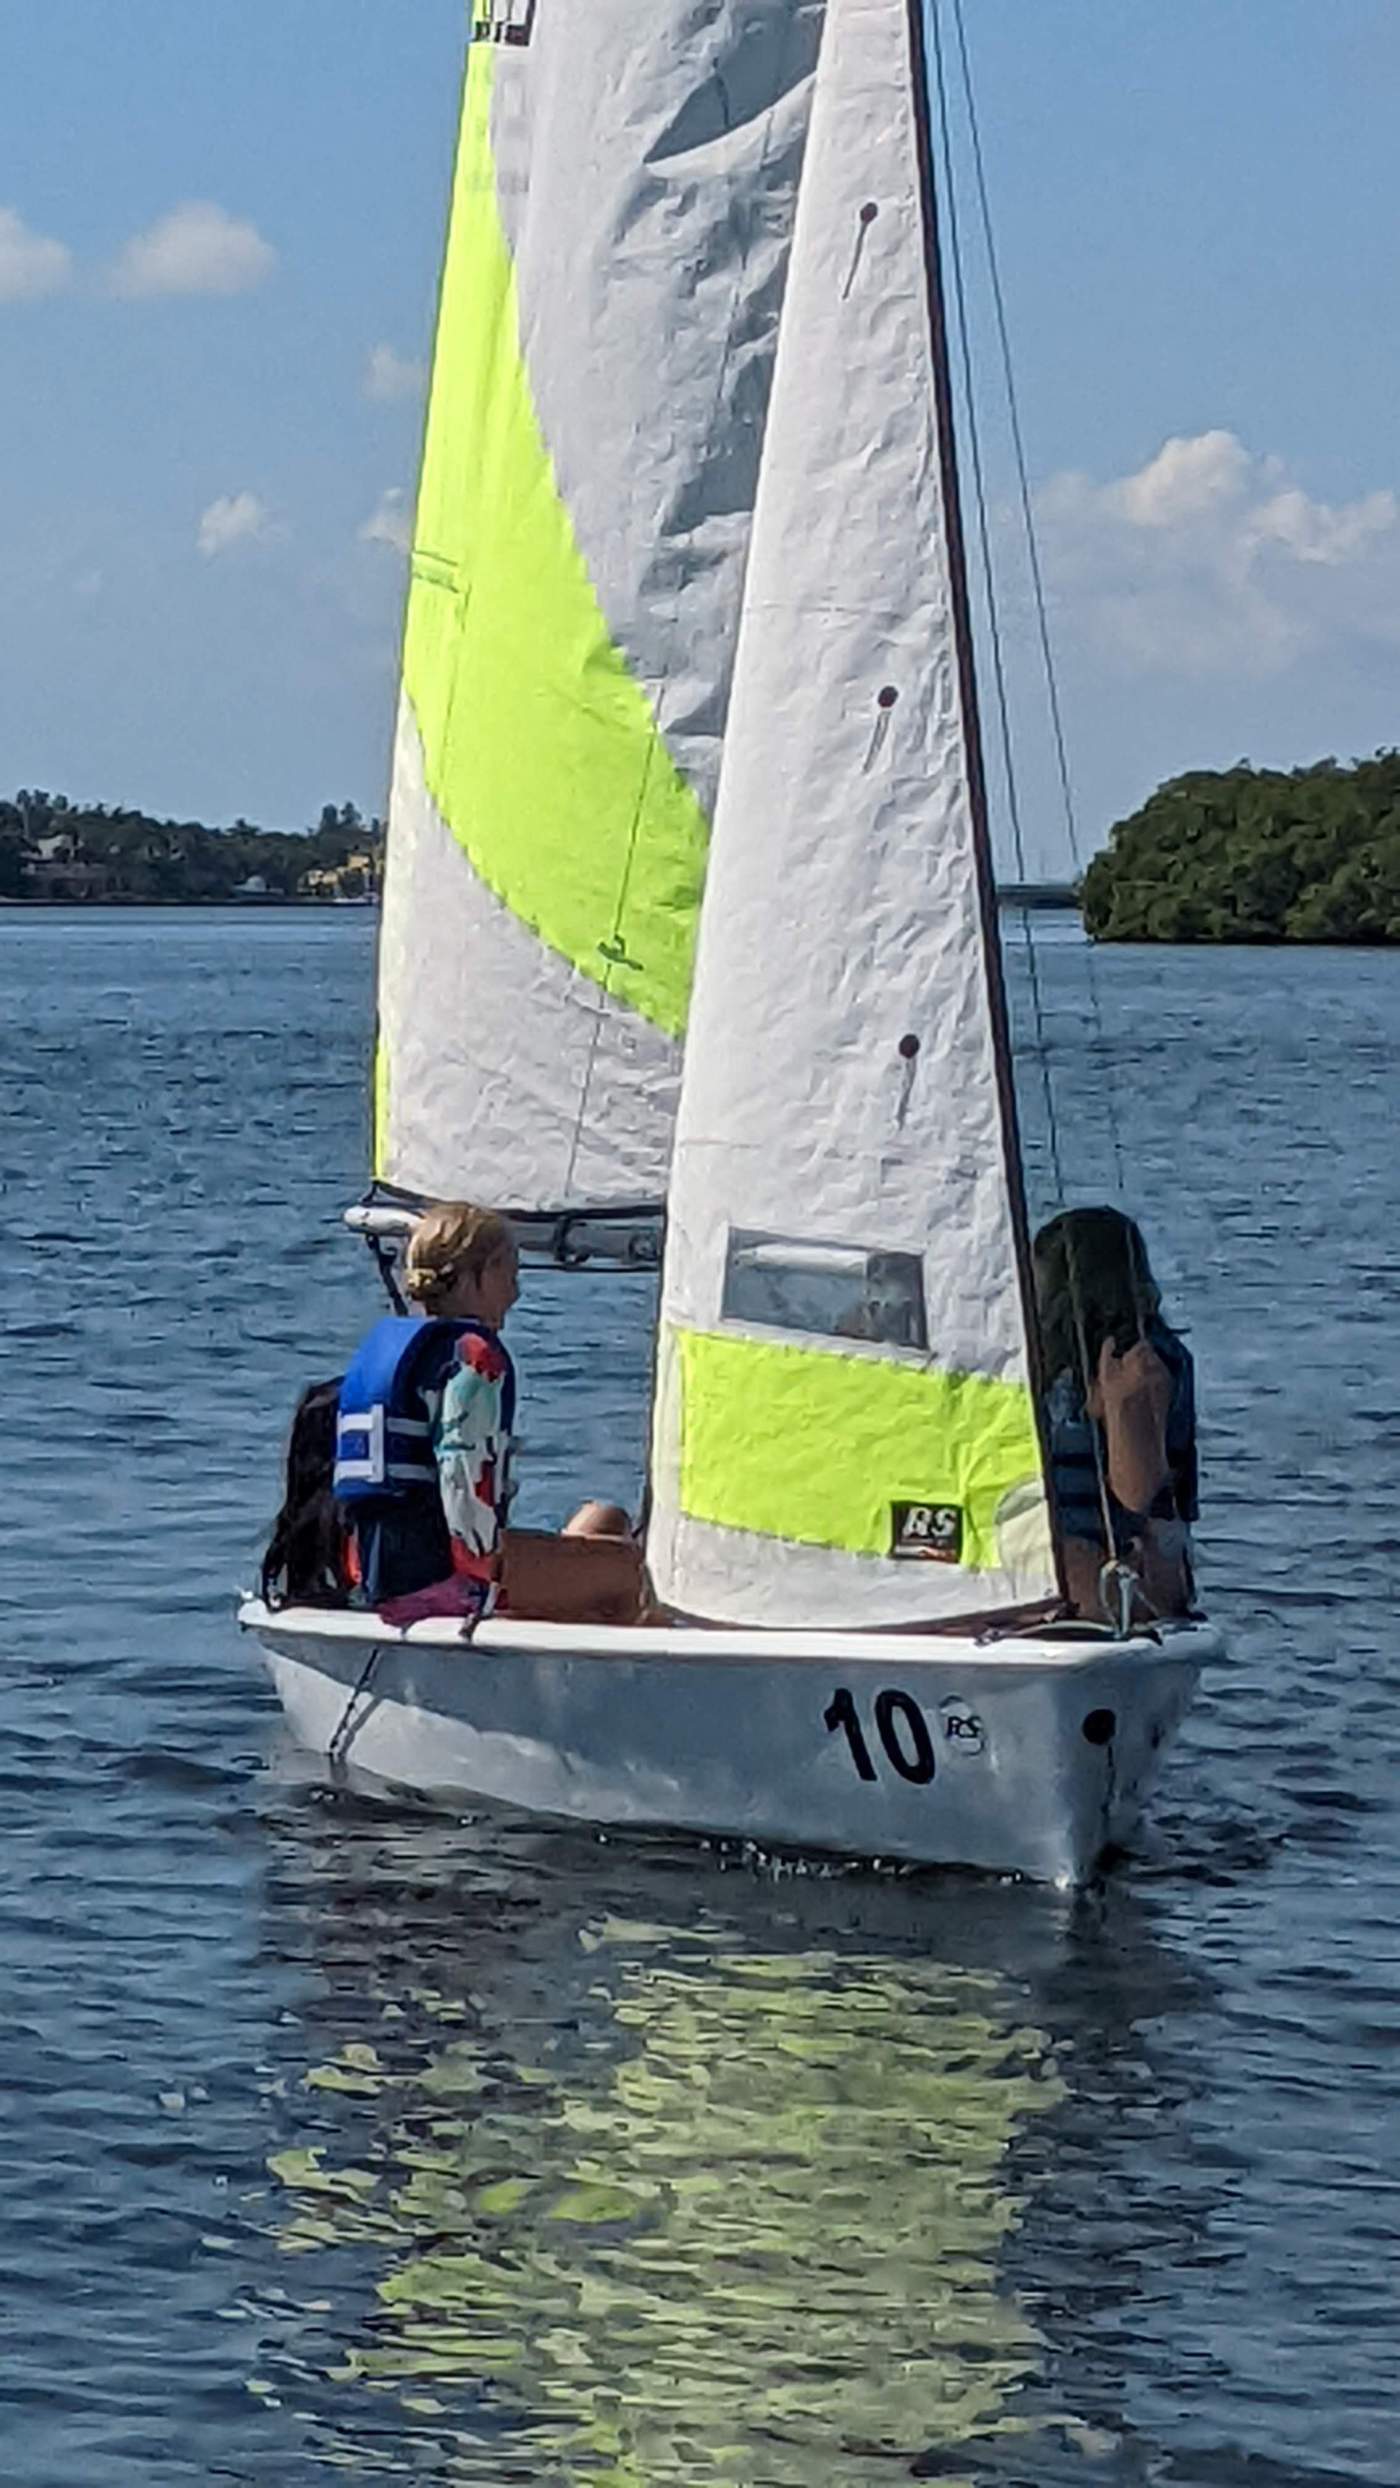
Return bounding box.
[3,907,1398,2486]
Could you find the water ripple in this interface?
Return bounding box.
[3,911,1398,2484]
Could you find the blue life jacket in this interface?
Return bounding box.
[335,1318,458,1506]
[333,1317,517,1607]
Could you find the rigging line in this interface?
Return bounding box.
[561,656,675,1206]
[947,0,1126,1198]
[927,0,1065,1212]
[562,44,808,1202]
[328,1643,384,1772]
[930,0,1120,1574]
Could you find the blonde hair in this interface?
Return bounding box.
[402,1202,514,1314]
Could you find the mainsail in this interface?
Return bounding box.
[646,0,1059,1625]
[374,1,825,1221]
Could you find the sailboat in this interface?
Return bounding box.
[240,0,1222,1884]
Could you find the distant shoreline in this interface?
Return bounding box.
[1,795,382,906]
[998,883,1079,910]
[0,895,379,911]
[0,887,1083,914]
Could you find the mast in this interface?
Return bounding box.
[904,0,1064,1590]
[905,0,1031,1328]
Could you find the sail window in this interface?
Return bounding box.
[720,1231,928,1352]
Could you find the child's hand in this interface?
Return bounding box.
[1088,1338,1170,1428]
[1090,1338,1172,1514]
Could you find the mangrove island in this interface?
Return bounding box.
[1082,753,1400,944]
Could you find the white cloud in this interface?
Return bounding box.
[0,207,72,302]
[1245,485,1397,567]
[359,488,411,555]
[365,343,426,403]
[111,201,276,300]
[198,492,273,559]
[1036,430,1400,680]
[1103,428,1254,528]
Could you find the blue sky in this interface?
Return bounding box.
[2,2,1397,871]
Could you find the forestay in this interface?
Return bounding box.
[375,0,826,1216]
[647,0,1059,1627]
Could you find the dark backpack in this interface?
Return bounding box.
[261,1376,352,1610]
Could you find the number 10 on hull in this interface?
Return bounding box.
[824,1685,953,1784]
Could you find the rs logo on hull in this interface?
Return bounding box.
[474,0,536,43]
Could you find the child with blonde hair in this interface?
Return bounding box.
[336,1202,644,1626]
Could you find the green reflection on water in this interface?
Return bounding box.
[267,1903,1063,2485]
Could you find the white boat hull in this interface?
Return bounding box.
[239,1602,1219,1884]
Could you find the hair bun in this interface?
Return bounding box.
[402,1202,513,1309]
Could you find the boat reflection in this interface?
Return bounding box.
[254,1794,1201,2484]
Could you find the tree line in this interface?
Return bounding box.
[1082,753,1400,944]
[0,793,383,904]
[12,753,1399,936]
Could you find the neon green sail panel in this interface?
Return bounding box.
[676,1328,1045,1575]
[402,46,705,1039]
[374,10,822,1210]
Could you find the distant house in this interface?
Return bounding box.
[231,873,273,902]
[26,832,117,901]
[299,849,381,903]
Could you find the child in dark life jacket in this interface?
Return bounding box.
[1032,1206,1197,1622]
[334,1201,645,1627]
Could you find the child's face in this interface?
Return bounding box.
[478,1240,520,1328]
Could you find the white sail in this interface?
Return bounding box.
[374,2,825,1221]
[647,0,1058,1626]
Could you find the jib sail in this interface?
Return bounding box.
[645,0,1057,1625]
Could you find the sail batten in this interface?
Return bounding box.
[645,0,1058,1627]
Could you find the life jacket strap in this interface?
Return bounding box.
[333,1404,437,1493]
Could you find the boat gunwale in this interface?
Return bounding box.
[237,1596,1220,1676]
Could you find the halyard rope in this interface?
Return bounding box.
[945,0,1127,1203]
[930,0,1125,1590]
